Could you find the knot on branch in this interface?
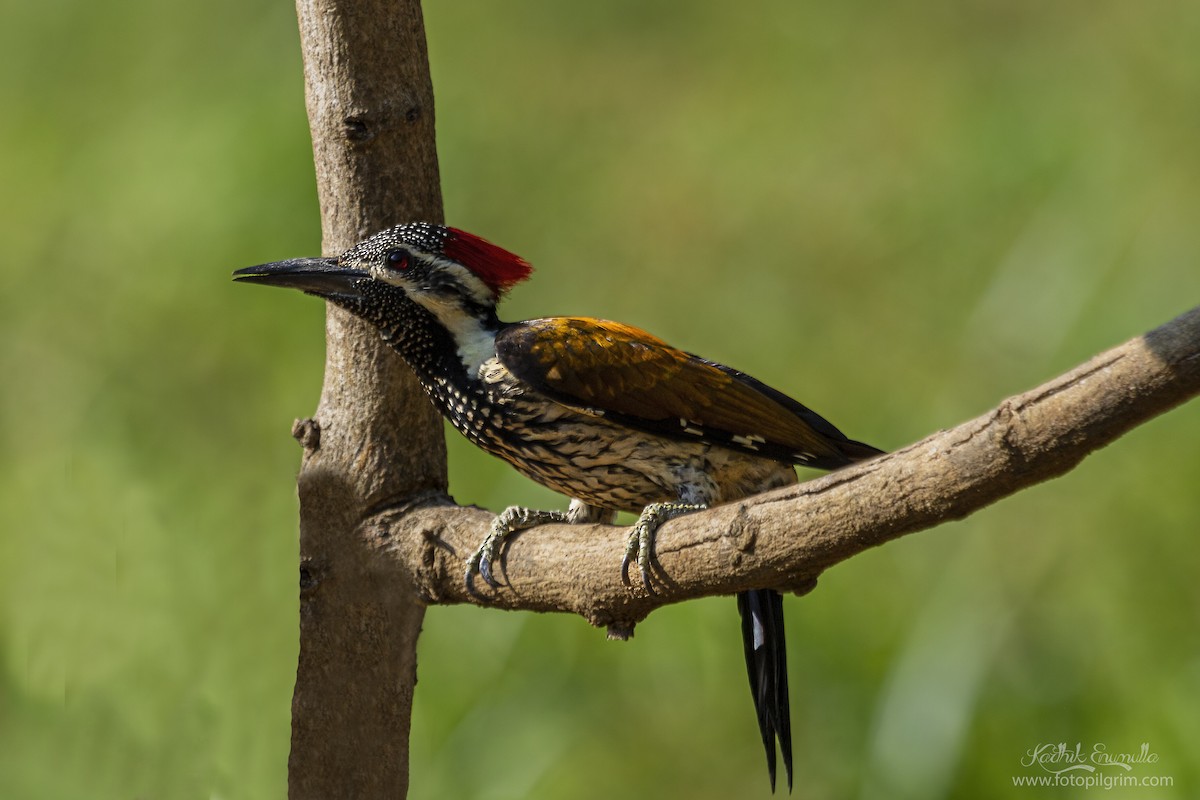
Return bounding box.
[292,417,321,451]
[342,115,374,143]
[726,502,757,564]
[993,398,1033,469]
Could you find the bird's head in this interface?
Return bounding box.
[234,223,533,321]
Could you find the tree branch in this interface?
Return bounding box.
[290,0,444,797]
[366,304,1200,638]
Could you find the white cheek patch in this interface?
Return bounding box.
[427,256,495,306]
[370,255,494,308]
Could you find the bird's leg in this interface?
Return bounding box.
[466,500,615,597]
[565,498,618,526]
[622,502,707,594]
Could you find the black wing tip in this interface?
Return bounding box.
[799,437,885,470]
[837,437,886,464]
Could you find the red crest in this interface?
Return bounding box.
[443,228,533,295]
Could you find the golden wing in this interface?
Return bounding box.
[495,317,880,468]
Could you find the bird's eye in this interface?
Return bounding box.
[386,250,410,270]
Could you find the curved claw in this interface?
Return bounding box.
[619,552,657,595]
[478,551,500,588]
[638,565,656,595]
[465,570,483,600]
[464,561,486,601]
[464,542,501,600]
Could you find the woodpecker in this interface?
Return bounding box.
[235,223,882,791]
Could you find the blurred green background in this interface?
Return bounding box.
[2,1,1198,797]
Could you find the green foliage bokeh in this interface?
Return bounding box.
[1,1,1198,798]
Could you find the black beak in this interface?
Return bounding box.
[233,257,369,300]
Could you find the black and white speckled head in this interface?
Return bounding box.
[339,223,532,313]
[235,224,534,376]
[332,224,534,372]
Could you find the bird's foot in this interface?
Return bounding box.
[621,502,707,594]
[465,506,569,598]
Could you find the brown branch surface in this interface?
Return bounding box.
[374,304,1200,636]
[290,0,444,797]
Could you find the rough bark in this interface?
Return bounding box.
[290,0,444,797]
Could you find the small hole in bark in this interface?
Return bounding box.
[300,564,318,590]
[343,116,372,142]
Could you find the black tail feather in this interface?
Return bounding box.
[737,588,793,792]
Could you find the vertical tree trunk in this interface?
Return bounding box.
[289,1,444,797]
